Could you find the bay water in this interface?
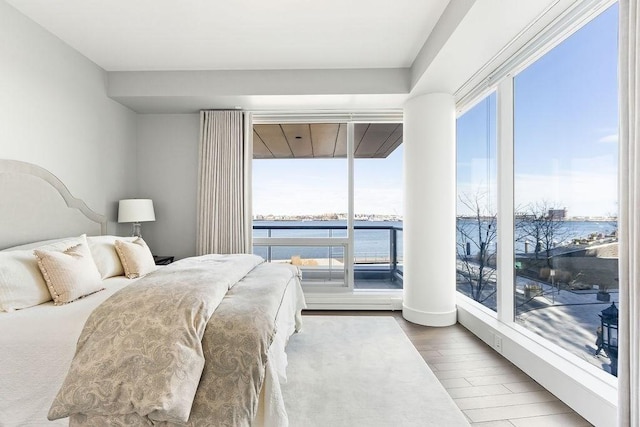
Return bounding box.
[253,219,617,262]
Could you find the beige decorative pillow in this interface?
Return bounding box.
[34,243,104,305]
[114,238,156,279]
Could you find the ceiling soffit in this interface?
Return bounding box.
[4,0,571,113]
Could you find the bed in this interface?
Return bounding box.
[0,159,306,427]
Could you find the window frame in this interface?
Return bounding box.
[251,112,403,295]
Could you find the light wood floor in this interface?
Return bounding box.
[303,310,592,427]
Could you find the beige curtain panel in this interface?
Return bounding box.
[197,110,250,255]
[618,1,639,426]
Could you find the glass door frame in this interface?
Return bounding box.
[250,112,403,293]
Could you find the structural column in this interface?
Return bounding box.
[403,92,457,326]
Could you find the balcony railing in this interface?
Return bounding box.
[252,224,403,288]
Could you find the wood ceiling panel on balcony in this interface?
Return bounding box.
[253,123,401,159]
[354,124,369,154]
[333,124,348,158]
[310,123,340,158]
[252,130,273,158]
[374,124,403,158]
[355,123,399,157]
[253,124,293,158]
[281,124,313,157]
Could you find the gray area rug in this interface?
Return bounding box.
[282,316,470,427]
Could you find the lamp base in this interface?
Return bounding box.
[132,222,142,238]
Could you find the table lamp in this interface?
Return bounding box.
[118,199,155,237]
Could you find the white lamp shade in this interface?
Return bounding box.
[118,199,156,223]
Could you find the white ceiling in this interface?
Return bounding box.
[5,0,449,71]
[5,0,567,113]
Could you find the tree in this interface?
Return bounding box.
[456,192,497,304]
[516,200,567,268]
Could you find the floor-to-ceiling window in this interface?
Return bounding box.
[455,1,619,379]
[456,93,498,311]
[513,3,619,375]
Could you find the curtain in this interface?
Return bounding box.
[197,110,252,255]
[618,1,639,426]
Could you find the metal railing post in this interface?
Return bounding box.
[390,228,397,280]
[329,228,333,272]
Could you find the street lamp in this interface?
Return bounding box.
[599,302,618,376]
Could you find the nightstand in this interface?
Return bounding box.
[153,255,174,265]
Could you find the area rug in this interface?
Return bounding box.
[282,316,470,426]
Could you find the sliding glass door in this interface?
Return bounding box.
[252,123,349,288]
[353,124,403,290]
[251,118,403,291]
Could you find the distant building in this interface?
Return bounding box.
[514,211,535,220]
[548,208,567,220]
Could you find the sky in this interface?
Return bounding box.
[254,3,618,219]
[252,145,403,216]
[457,3,619,218]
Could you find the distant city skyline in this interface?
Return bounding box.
[253,212,403,221]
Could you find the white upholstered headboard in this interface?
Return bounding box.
[0,159,107,250]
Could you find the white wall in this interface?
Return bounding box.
[136,114,200,259]
[0,0,137,234]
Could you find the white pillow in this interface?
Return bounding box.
[34,243,104,305]
[87,235,136,279]
[0,250,52,312]
[0,235,90,311]
[2,235,87,252]
[114,238,156,279]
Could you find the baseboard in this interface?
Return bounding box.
[402,303,457,326]
[303,292,403,310]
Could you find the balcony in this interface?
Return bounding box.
[252,223,403,290]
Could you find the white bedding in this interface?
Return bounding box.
[0,276,131,426]
[0,271,305,427]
